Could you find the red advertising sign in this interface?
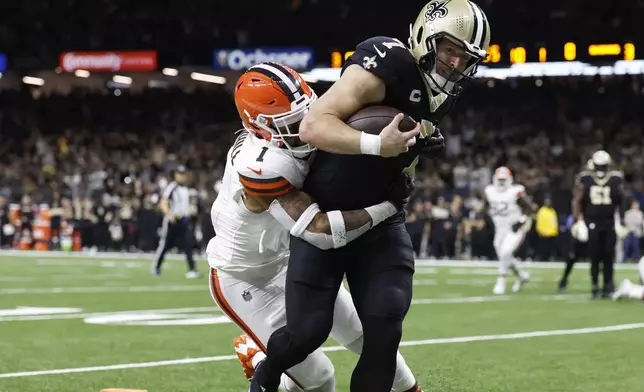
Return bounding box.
[59,51,158,72]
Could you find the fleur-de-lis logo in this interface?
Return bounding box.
[425,0,449,22]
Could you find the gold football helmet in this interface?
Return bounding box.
[590,150,612,177]
[409,0,490,96]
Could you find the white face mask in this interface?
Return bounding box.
[246,92,318,159]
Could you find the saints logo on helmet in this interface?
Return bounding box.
[409,0,490,96]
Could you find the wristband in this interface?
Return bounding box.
[360,132,381,156]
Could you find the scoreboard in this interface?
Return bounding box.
[484,42,635,64]
[330,42,637,68]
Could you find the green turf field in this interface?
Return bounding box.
[0,252,642,392]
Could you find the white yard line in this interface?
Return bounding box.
[0,274,128,282]
[0,294,587,323]
[1,321,643,378]
[0,250,639,270]
[0,306,221,322]
[0,285,205,295]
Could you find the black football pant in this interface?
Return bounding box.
[588,226,616,293]
[257,222,415,392]
[153,217,196,273]
[560,237,586,284]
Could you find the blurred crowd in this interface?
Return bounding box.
[2,75,644,261]
[2,0,641,68]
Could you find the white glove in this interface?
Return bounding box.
[572,220,589,243]
[615,221,629,239]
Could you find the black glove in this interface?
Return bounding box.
[386,174,415,211]
[420,128,445,156]
[511,215,528,232]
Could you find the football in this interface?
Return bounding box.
[346,106,417,135]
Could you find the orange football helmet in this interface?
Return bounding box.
[234,62,317,157]
[492,166,513,189]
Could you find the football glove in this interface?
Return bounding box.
[420,128,445,156]
[571,220,589,242]
[511,215,530,233]
[387,174,415,211]
[615,221,629,239]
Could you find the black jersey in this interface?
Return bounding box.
[577,170,623,229]
[303,36,454,212]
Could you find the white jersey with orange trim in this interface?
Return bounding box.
[484,184,525,231]
[206,131,309,277]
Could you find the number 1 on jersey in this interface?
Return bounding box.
[256,147,268,162]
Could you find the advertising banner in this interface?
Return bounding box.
[213,48,314,71]
[60,51,158,72]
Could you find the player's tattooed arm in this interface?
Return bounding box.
[272,190,374,234]
[246,183,395,249]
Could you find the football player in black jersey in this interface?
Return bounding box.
[572,150,626,299]
[558,159,593,292]
[250,1,490,391]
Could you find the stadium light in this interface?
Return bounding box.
[162,68,179,76]
[190,72,226,84]
[22,76,45,86]
[299,73,318,83]
[112,75,132,84]
[74,69,90,78]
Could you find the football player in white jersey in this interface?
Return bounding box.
[484,166,537,295]
[612,256,644,301]
[207,62,422,392]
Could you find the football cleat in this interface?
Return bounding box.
[493,277,506,295]
[512,272,530,293]
[233,334,262,380]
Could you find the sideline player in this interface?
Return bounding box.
[208,62,422,392]
[252,1,492,391]
[572,150,625,298]
[484,166,536,295]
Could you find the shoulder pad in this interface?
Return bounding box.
[234,139,308,192]
[513,184,526,196]
[576,171,591,184]
[610,170,624,178]
[343,36,412,80]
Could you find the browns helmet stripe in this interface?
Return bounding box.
[250,63,303,102]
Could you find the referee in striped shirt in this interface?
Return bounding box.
[152,165,200,278]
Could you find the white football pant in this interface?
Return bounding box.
[494,228,526,276]
[210,265,362,391]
